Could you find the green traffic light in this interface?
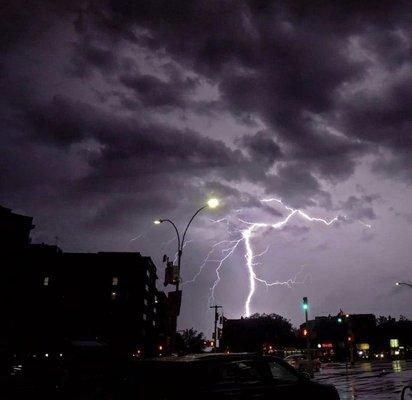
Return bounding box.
[302,297,308,311]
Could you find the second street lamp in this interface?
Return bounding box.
[395,282,412,288]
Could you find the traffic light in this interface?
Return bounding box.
[302,297,308,311]
[337,317,342,323]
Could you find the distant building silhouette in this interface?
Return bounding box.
[0,205,34,252]
[299,313,376,360]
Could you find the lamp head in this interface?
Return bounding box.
[154,219,162,225]
[207,198,219,208]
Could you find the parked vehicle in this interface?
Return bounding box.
[284,354,321,376]
[118,353,339,399]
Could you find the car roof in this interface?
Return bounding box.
[138,353,282,364]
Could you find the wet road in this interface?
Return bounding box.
[314,360,412,399]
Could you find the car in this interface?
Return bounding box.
[285,354,321,376]
[117,353,339,399]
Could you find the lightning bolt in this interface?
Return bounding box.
[239,199,339,316]
[129,233,144,242]
[180,198,371,317]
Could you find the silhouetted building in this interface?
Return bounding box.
[0,206,34,252]
[300,313,376,360]
[1,249,167,358]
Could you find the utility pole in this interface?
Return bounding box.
[210,305,222,351]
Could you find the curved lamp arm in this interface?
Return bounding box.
[181,205,207,251]
[396,282,412,288]
[160,219,181,254]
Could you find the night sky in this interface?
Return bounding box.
[1,1,412,336]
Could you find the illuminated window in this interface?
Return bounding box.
[145,284,149,292]
[154,295,158,304]
[153,307,157,314]
[144,298,148,306]
[112,277,118,286]
[153,320,156,327]
[143,313,147,321]
[43,276,50,286]
[111,292,117,300]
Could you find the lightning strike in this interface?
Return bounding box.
[129,233,143,242]
[181,198,371,318]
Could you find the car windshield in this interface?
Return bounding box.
[267,360,299,383]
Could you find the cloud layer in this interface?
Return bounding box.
[1,1,412,331]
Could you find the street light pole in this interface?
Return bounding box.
[154,199,220,353]
[156,218,182,290]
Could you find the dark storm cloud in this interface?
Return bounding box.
[70,42,118,78]
[338,195,379,221]
[12,93,253,183]
[83,0,411,191]
[1,0,412,238]
[240,130,282,167]
[23,95,92,145]
[264,164,332,209]
[119,71,198,109]
[44,0,394,209]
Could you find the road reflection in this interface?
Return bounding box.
[314,361,412,399]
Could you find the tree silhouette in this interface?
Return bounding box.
[176,328,206,354]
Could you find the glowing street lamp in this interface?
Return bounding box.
[395,282,412,288]
[207,198,220,209]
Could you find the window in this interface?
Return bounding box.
[111,291,117,300]
[268,361,299,383]
[144,298,148,306]
[153,320,156,327]
[154,295,158,304]
[145,284,149,292]
[112,276,118,286]
[143,313,147,321]
[153,307,157,314]
[43,276,50,286]
[146,270,150,279]
[219,361,263,384]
